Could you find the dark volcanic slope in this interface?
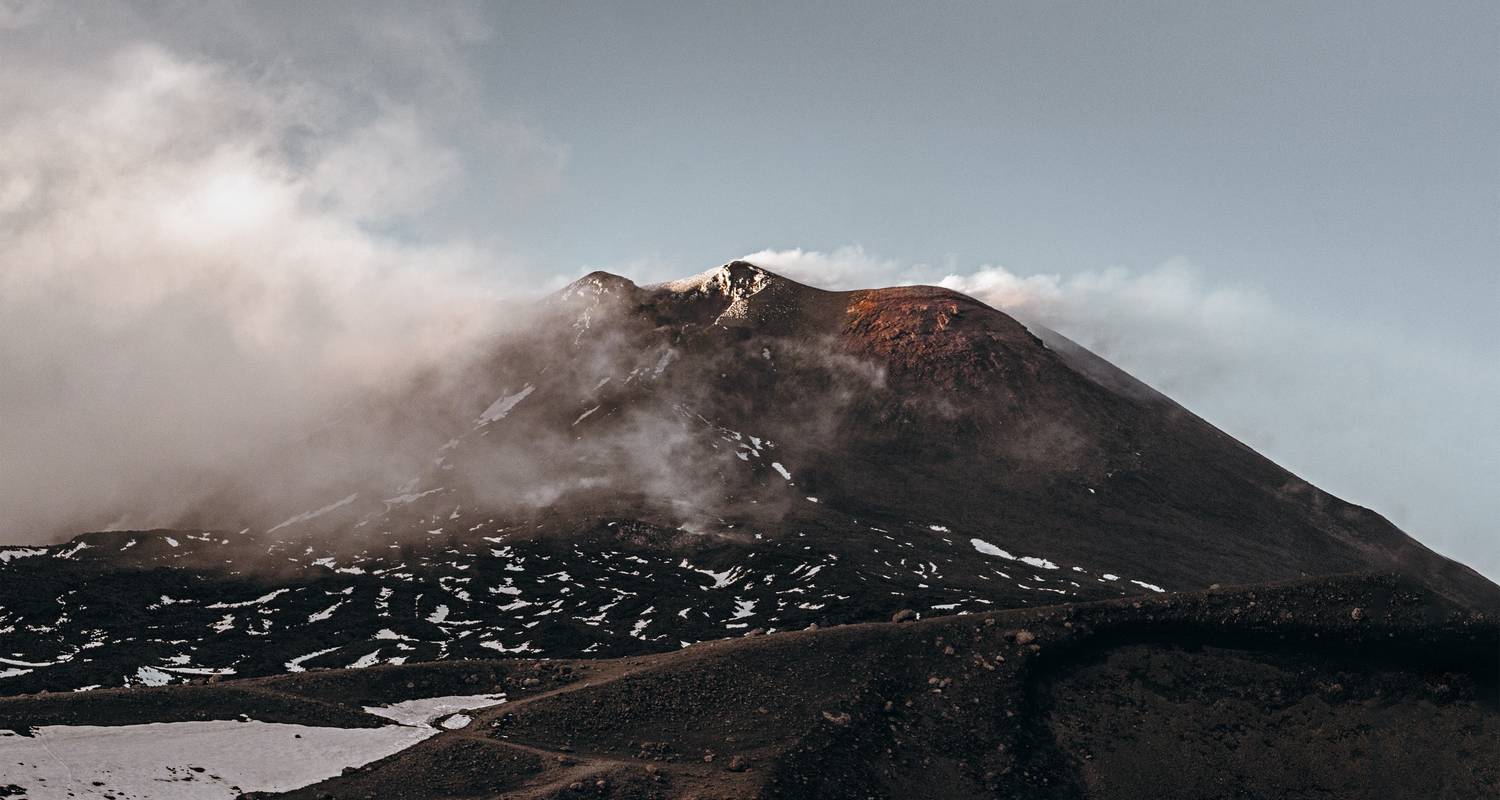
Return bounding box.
[0,261,1494,695]
[3,576,1493,800]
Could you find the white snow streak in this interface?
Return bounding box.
[268,493,358,533]
[478,384,535,423]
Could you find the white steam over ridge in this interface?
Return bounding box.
[0,42,515,542]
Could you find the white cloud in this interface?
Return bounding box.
[0,0,47,30]
[743,247,1500,580]
[740,245,911,288]
[0,40,533,541]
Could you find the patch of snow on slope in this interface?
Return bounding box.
[653,349,676,376]
[207,588,289,609]
[161,665,235,677]
[771,462,792,480]
[970,538,1060,570]
[479,640,539,654]
[364,693,508,727]
[383,488,442,508]
[0,548,47,563]
[54,542,90,559]
[479,384,534,423]
[731,599,757,619]
[308,601,344,623]
[349,650,382,669]
[970,538,1015,559]
[0,720,432,800]
[0,656,70,668]
[268,493,358,533]
[284,646,340,673]
[133,666,172,686]
[679,560,744,589]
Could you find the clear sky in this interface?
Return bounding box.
[1,1,1496,578]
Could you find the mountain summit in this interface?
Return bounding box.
[0,261,1494,696]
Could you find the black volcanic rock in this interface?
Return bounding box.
[2,576,1493,800]
[0,261,1494,697]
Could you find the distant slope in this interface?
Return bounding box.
[0,261,1494,696]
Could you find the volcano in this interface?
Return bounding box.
[1,262,1495,799]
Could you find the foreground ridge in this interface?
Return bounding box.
[1,575,1494,799]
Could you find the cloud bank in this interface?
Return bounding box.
[0,25,539,541]
[745,247,1500,580]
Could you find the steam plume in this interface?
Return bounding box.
[0,43,512,542]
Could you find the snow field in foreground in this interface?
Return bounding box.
[0,692,509,799]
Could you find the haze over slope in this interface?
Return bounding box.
[0,261,1494,695]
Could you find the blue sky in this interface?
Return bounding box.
[483,2,1497,338]
[1,1,1495,578]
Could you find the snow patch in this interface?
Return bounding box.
[284,646,340,673]
[383,488,442,508]
[362,693,507,728]
[0,720,433,800]
[0,548,47,563]
[268,494,358,533]
[54,542,90,559]
[970,538,1014,559]
[969,538,1059,569]
[134,666,172,686]
[207,588,289,609]
[479,384,535,423]
[307,601,344,623]
[349,651,382,669]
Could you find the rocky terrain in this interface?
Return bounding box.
[1,262,1495,797]
[0,575,1493,799]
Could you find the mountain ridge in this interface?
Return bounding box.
[0,260,1494,699]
